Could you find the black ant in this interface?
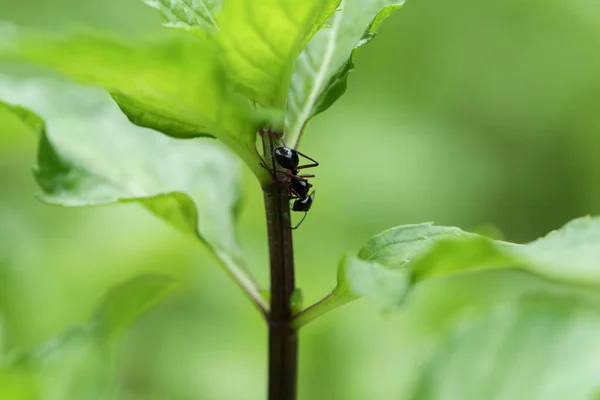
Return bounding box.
[261,144,318,229]
[273,146,318,228]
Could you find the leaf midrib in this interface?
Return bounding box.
[288,2,344,147]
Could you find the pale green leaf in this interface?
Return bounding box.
[0,79,264,301]
[92,275,177,339]
[353,217,600,304]
[0,100,46,136]
[295,217,600,326]
[2,79,241,254]
[410,216,600,286]
[336,253,410,309]
[10,275,176,365]
[356,223,474,266]
[216,0,340,108]
[293,223,473,326]
[285,0,404,147]
[0,28,268,181]
[515,216,600,284]
[333,223,478,310]
[410,236,517,281]
[143,0,221,32]
[3,275,176,399]
[398,271,600,400]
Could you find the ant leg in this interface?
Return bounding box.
[254,137,268,165]
[260,161,274,172]
[290,212,308,230]
[255,145,276,176]
[294,150,319,170]
[274,170,315,181]
[260,160,281,182]
[295,163,319,171]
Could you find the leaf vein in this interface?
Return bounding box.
[288,3,344,147]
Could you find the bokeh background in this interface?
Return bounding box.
[1,0,600,399]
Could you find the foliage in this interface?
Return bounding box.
[1,0,600,399]
[0,275,175,399]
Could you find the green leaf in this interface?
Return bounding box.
[110,92,214,140]
[398,270,600,400]
[293,223,471,326]
[354,217,600,303]
[92,275,176,339]
[295,217,600,326]
[0,78,265,311]
[144,0,221,32]
[291,288,304,314]
[410,216,600,286]
[0,100,46,136]
[216,0,341,108]
[285,0,404,147]
[4,275,176,399]
[0,28,267,181]
[332,224,478,312]
[515,216,600,284]
[336,253,410,309]
[411,299,600,400]
[0,368,38,400]
[11,275,176,365]
[356,223,474,266]
[410,235,516,281]
[1,79,240,255]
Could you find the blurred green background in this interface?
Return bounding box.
[1,1,599,399]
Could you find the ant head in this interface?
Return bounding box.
[274,147,299,170]
[292,194,313,212]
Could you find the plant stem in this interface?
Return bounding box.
[262,129,298,400]
[292,291,355,329]
[211,248,269,319]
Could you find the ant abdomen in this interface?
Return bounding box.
[293,194,313,212]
